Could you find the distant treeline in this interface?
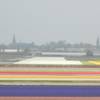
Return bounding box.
[0,40,98,51]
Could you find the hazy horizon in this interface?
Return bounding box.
[0,0,100,45]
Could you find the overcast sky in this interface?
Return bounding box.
[0,0,100,44]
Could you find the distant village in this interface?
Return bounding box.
[0,35,100,62]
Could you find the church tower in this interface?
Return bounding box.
[12,34,16,45]
[12,34,17,49]
[96,36,100,49]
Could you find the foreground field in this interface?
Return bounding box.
[0,97,100,100]
[0,86,100,96]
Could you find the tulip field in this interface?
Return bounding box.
[0,57,100,96]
